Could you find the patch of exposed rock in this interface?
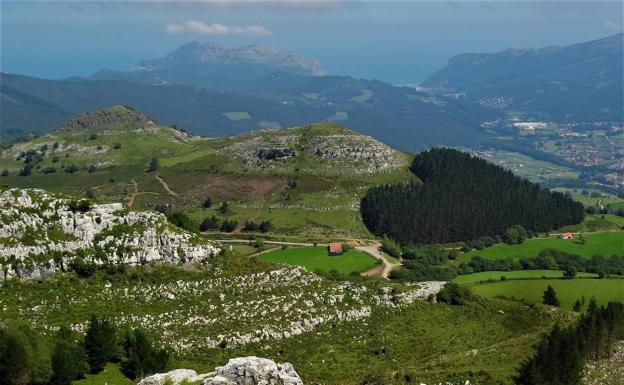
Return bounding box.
[0,188,220,279]
[138,357,303,385]
[218,126,407,174]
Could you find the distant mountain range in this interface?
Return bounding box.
[0,41,496,149]
[2,35,621,149]
[422,33,623,121]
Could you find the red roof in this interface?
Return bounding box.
[329,243,343,253]
[563,232,573,236]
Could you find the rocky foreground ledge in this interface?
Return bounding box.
[138,356,303,385]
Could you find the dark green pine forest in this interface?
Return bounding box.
[361,148,585,244]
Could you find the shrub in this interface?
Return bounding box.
[436,283,475,305]
[380,235,401,258]
[202,197,212,208]
[120,329,169,379]
[220,219,238,233]
[84,316,119,373]
[167,212,195,233]
[258,221,272,233]
[199,216,219,232]
[542,285,560,307]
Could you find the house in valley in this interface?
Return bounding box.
[328,243,343,256]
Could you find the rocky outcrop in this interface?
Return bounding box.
[59,105,154,131]
[138,357,303,385]
[218,125,408,175]
[0,188,220,279]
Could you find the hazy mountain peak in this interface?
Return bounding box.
[134,41,326,76]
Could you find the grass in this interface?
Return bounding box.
[460,231,624,261]
[72,363,132,385]
[257,246,378,275]
[452,270,598,284]
[471,278,624,310]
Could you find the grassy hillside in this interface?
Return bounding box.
[0,256,568,385]
[0,106,416,241]
[460,231,624,261]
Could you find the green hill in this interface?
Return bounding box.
[0,106,415,240]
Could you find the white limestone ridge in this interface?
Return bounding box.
[137,356,303,385]
[0,188,220,279]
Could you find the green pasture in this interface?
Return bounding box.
[461,231,624,261]
[452,270,598,285]
[257,246,378,275]
[471,278,624,310]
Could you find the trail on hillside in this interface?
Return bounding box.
[155,174,178,196]
[127,180,139,208]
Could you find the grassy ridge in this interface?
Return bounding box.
[257,247,378,275]
[471,278,624,310]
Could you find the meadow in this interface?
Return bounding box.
[452,270,598,285]
[460,231,624,261]
[471,278,624,310]
[256,246,378,275]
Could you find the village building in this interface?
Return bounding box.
[328,242,343,256]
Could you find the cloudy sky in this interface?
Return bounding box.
[1,1,622,84]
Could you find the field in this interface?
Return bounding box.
[461,231,624,261]
[73,364,132,385]
[471,278,624,310]
[256,246,378,275]
[452,270,598,285]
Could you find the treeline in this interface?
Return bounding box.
[0,316,169,385]
[515,300,624,385]
[388,242,624,282]
[361,148,584,244]
[463,249,624,277]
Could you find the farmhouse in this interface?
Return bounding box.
[560,232,574,240]
[328,243,343,256]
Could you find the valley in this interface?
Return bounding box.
[1,12,623,385]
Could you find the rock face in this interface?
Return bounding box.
[0,188,220,279]
[137,357,303,385]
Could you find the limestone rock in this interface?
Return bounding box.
[138,357,303,385]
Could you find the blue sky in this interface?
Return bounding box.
[1,1,622,84]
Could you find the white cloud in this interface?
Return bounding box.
[603,20,622,33]
[165,20,272,35]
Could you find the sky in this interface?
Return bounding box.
[1,1,622,84]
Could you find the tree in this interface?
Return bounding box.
[258,220,273,233]
[243,221,259,232]
[18,163,32,176]
[202,197,212,208]
[572,299,582,312]
[219,201,230,214]
[84,316,119,373]
[147,157,159,172]
[0,324,52,385]
[1,169,8,177]
[504,225,528,245]
[436,283,475,305]
[167,212,195,232]
[542,285,560,307]
[220,219,238,233]
[563,265,577,279]
[0,327,29,385]
[50,327,88,385]
[199,216,219,232]
[380,235,401,259]
[121,329,169,379]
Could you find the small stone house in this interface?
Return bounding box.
[328,243,343,256]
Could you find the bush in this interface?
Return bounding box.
[202,197,212,208]
[167,212,195,232]
[243,221,259,232]
[436,283,475,305]
[220,219,238,233]
[147,157,159,173]
[542,285,560,306]
[50,327,88,385]
[68,200,92,213]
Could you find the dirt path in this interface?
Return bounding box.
[355,242,401,279]
[155,174,178,196]
[127,180,139,208]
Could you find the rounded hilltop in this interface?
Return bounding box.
[59,105,155,132]
[217,122,410,175]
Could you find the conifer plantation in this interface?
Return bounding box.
[361,148,585,244]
